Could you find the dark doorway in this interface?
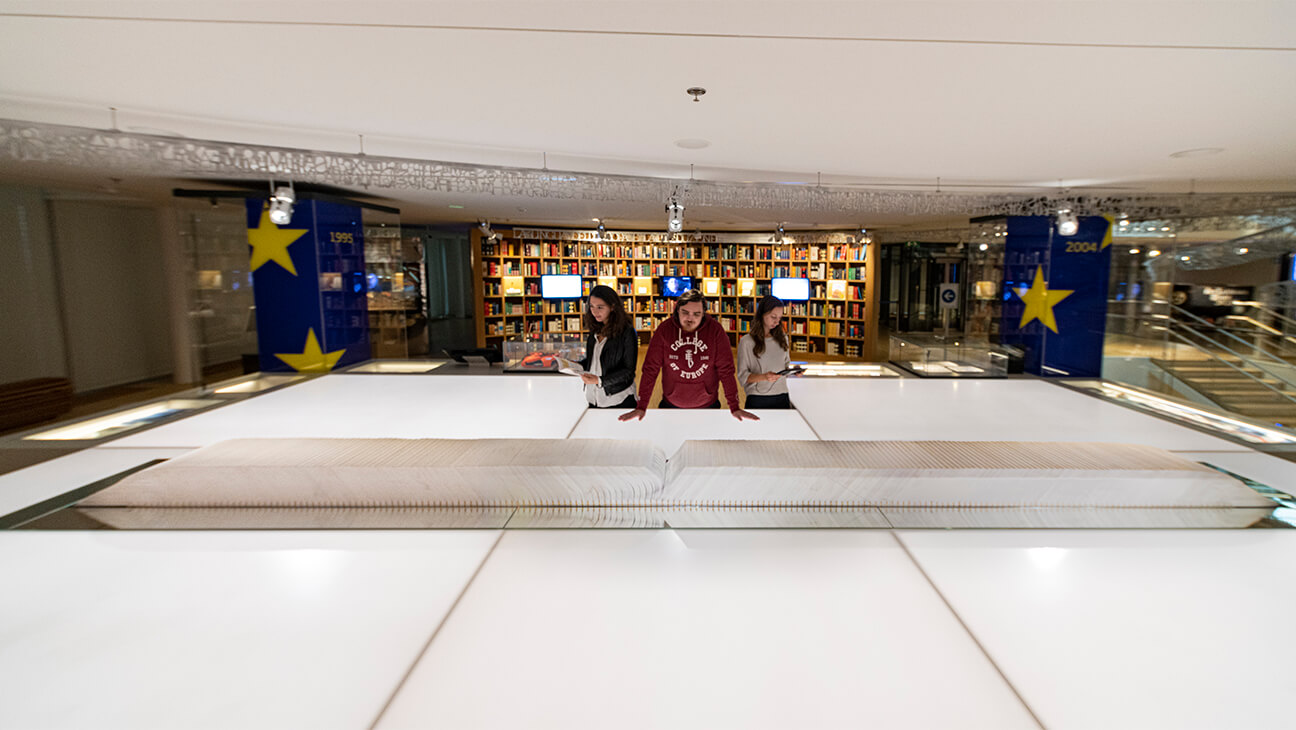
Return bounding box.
[420,227,476,355]
[881,242,968,333]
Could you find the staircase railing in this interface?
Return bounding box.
[1168,304,1296,373]
[1106,310,1296,411]
[1223,301,1296,354]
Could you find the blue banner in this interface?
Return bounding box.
[1000,215,1112,377]
[246,198,369,373]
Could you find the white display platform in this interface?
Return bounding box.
[0,530,499,730]
[0,447,192,520]
[376,530,1039,730]
[898,530,1296,730]
[571,408,816,457]
[107,374,589,448]
[791,378,1247,451]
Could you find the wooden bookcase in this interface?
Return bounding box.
[472,227,879,360]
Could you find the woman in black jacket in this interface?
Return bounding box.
[578,285,639,408]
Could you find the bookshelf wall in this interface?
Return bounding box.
[472,227,879,360]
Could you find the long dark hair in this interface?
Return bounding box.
[584,284,629,338]
[750,295,788,357]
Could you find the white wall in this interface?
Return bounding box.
[50,201,172,392]
[0,185,68,385]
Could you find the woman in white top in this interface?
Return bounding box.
[735,295,793,409]
[577,285,639,408]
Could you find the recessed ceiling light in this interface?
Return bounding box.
[448,204,464,209]
[1169,147,1224,158]
[676,138,710,150]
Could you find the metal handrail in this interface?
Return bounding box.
[1234,300,1296,331]
[1220,315,1296,347]
[1161,329,1296,409]
[1169,305,1294,368]
[1110,313,1296,409]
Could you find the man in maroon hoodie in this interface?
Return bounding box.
[620,289,759,422]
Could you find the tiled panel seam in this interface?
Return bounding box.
[793,408,824,440]
[366,528,509,730]
[890,531,1047,730]
[565,408,590,439]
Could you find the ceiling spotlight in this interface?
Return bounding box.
[979,242,989,251]
[1128,247,1141,255]
[478,220,500,243]
[1119,219,1130,227]
[1236,247,1249,255]
[1148,249,1162,257]
[665,199,684,233]
[267,182,295,225]
[1056,208,1079,237]
[594,220,606,242]
[1180,255,1191,262]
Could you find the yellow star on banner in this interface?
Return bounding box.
[247,207,307,276]
[1015,266,1074,333]
[1101,215,1114,250]
[275,328,345,373]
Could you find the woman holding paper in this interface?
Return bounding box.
[578,285,639,408]
[736,295,795,409]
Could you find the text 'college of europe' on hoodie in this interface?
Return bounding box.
[636,312,741,411]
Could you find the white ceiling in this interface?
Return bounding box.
[1,0,1294,227]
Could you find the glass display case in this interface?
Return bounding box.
[22,399,222,441]
[503,333,585,372]
[364,214,426,359]
[889,333,1007,377]
[179,199,259,378]
[1063,380,1296,445]
[343,360,445,374]
[793,362,901,378]
[210,373,305,394]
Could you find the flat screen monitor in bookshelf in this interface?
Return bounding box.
[661,276,693,297]
[772,277,810,301]
[541,274,582,299]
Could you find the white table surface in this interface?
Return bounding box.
[898,529,1296,730]
[108,374,590,448]
[0,447,192,520]
[0,530,499,730]
[571,408,818,458]
[791,378,1247,451]
[376,530,1039,730]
